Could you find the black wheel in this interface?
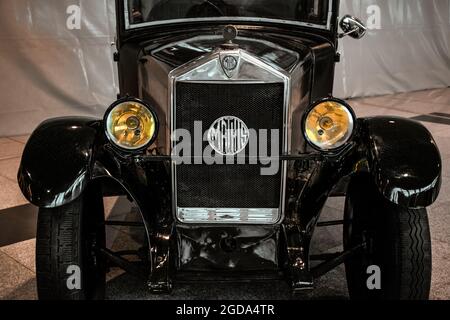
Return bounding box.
[35,185,106,300]
[344,174,432,300]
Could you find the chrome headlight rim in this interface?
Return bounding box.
[103,97,159,152]
[302,97,356,152]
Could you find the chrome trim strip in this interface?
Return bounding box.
[178,208,280,224]
[177,80,279,84]
[173,49,288,82]
[151,35,300,58]
[169,48,291,225]
[124,0,334,31]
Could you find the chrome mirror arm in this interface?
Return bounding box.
[338,27,359,39]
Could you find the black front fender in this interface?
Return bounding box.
[18,117,102,208]
[361,116,442,208]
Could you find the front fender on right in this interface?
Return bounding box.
[18,117,101,208]
[360,116,442,208]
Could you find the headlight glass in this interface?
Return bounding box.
[105,100,157,150]
[304,99,354,150]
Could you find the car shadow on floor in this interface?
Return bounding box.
[105,271,349,300]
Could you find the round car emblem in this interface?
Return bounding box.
[222,55,238,71]
[207,116,249,156]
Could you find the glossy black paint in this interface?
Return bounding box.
[17,0,443,293]
[176,225,280,271]
[120,29,336,154]
[115,25,337,112]
[360,117,442,208]
[18,117,101,208]
[18,116,442,289]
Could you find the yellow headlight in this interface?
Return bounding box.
[105,100,157,150]
[304,99,354,150]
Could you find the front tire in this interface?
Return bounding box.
[35,186,106,300]
[344,174,432,300]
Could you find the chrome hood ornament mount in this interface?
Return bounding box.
[220,25,240,78]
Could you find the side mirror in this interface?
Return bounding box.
[339,15,367,39]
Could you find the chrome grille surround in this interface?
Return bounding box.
[169,48,291,224]
[178,208,280,224]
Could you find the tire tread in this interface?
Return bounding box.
[36,200,83,300]
[344,174,432,300]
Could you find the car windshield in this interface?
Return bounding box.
[124,0,332,29]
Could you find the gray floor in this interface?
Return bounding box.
[0,88,449,300]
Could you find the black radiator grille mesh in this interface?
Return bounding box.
[175,82,284,208]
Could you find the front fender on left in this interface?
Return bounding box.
[18,117,102,208]
[360,116,442,208]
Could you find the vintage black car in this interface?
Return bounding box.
[18,0,441,300]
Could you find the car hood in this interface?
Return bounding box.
[129,30,335,155]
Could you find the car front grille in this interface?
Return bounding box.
[174,82,284,223]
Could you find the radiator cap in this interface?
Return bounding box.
[221,25,239,50]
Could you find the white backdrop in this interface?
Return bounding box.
[336,0,450,98]
[0,0,449,136]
